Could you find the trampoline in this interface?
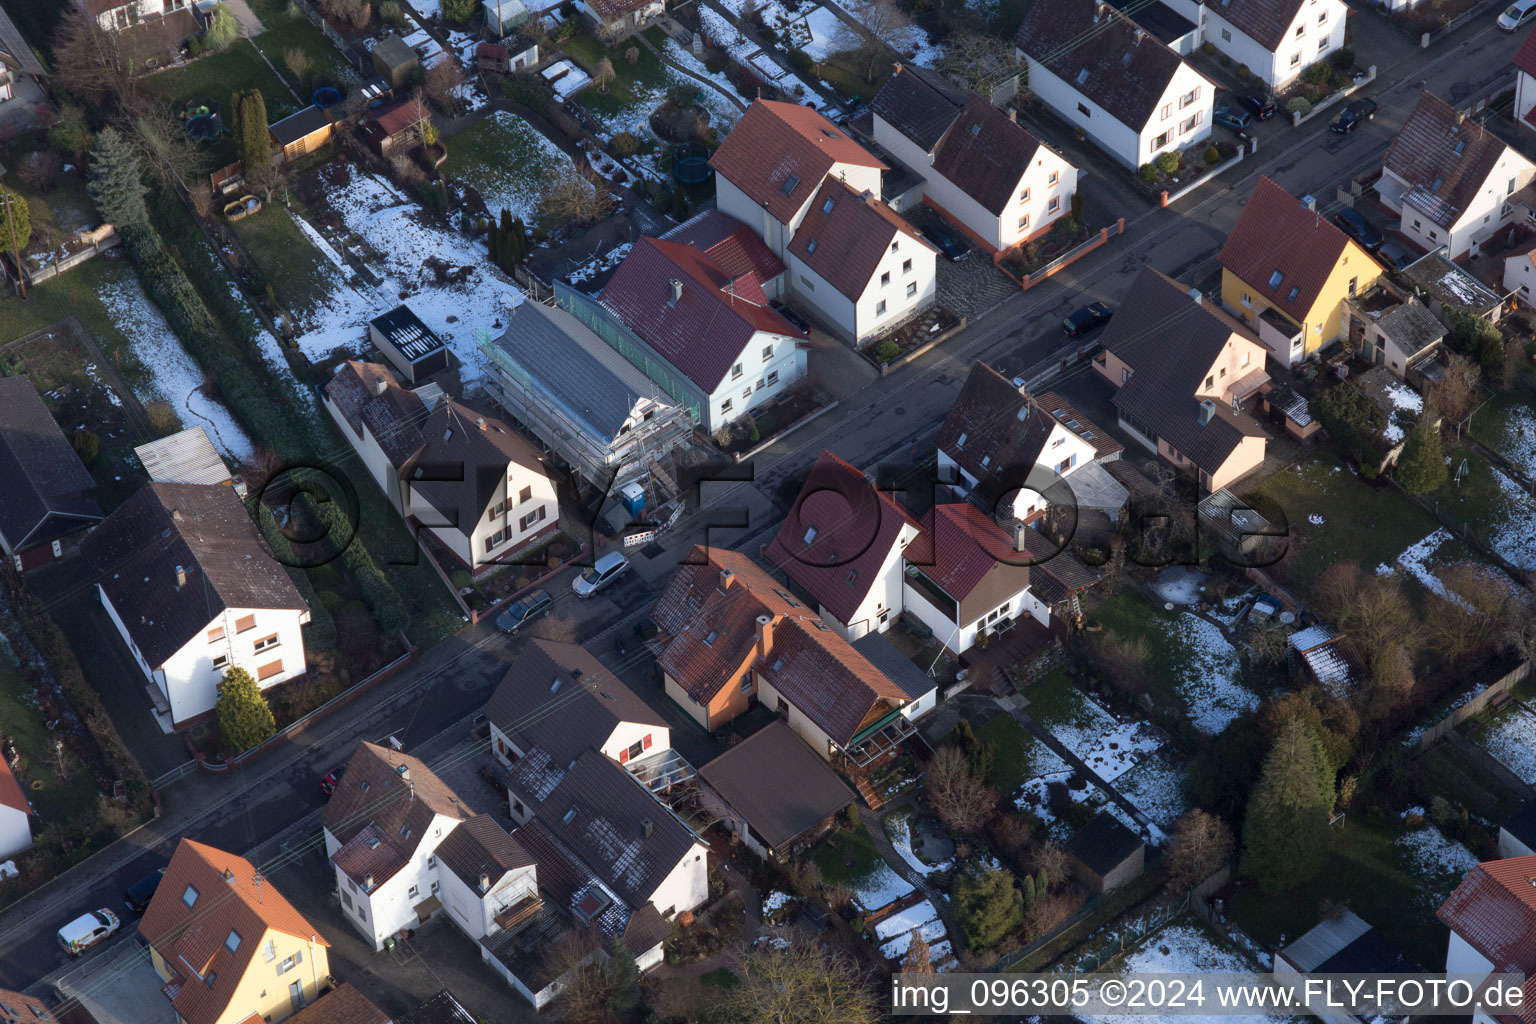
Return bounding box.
[673,143,711,185]
[312,86,343,107]
[186,113,222,140]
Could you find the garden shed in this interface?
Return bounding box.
[1064,811,1144,895]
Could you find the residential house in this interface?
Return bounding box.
[1498,799,1536,858]
[1064,811,1144,894]
[936,362,1127,524]
[82,482,309,729]
[140,838,331,1024]
[1274,909,1421,1024]
[322,361,558,570]
[1437,856,1536,1023]
[0,759,30,860]
[580,0,665,39]
[368,304,450,384]
[872,65,1080,252]
[698,719,853,860]
[0,376,103,571]
[1515,27,1536,129]
[269,106,334,165]
[1161,0,1348,90]
[1402,248,1505,323]
[595,236,807,432]
[283,984,390,1024]
[1506,236,1536,302]
[1379,91,1536,260]
[479,298,693,487]
[1014,0,1215,170]
[648,546,917,761]
[764,449,923,641]
[85,0,189,30]
[853,631,941,722]
[662,209,790,298]
[785,176,938,344]
[710,99,887,262]
[135,426,236,488]
[0,987,52,1024]
[1351,291,1446,379]
[0,3,46,114]
[82,0,202,64]
[360,94,426,156]
[1095,267,1270,493]
[1220,176,1383,366]
[371,34,419,88]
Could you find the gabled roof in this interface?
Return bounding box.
[584,0,653,24]
[1504,800,1536,852]
[853,632,937,702]
[1014,0,1196,131]
[937,362,1059,486]
[140,839,327,1024]
[1437,856,1536,1022]
[433,813,534,892]
[903,503,1034,621]
[269,105,332,147]
[871,64,964,151]
[1099,268,1267,474]
[0,759,27,816]
[135,427,233,487]
[0,2,44,77]
[371,35,418,72]
[81,482,306,669]
[599,236,804,393]
[1517,26,1536,79]
[1220,176,1369,317]
[486,639,665,766]
[765,450,921,625]
[756,618,909,746]
[0,985,52,1024]
[1211,0,1309,52]
[1064,810,1143,875]
[698,720,853,852]
[708,99,886,224]
[663,209,786,286]
[1376,298,1446,355]
[787,177,933,300]
[323,742,470,886]
[367,93,426,137]
[284,984,390,1024]
[1032,392,1125,460]
[0,376,102,551]
[1385,92,1515,231]
[932,96,1047,216]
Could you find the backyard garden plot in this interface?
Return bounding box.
[1163,613,1259,736]
[698,8,830,109]
[886,809,953,876]
[876,898,956,969]
[447,110,575,224]
[1429,450,1536,572]
[1028,685,1163,784]
[1078,923,1291,1024]
[814,821,914,912]
[1113,750,1190,833]
[1472,702,1536,785]
[1473,394,1536,480]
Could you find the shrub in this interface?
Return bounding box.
[1305,61,1330,85]
[71,428,100,463]
[379,0,403,24]
[416,180,447,211]
[253,503,339,652]
[1139,162,1158,182]
[1203,144,1221,165]
[704,51,729,73]
[1286,96,1312,116]
[1236,64,1249,79]
[295,489,410,634]
[1201,40,1216,55]
[146,399,180,434]
[450,569,473,590]
[611,131,639,157]
[1155,151,1179,175]
[787,47,814,75]
[1329,46,1354,70]
[873,339,900,364]
[441,0,476,20]
[216,667,276,752]
[501,73,551,109]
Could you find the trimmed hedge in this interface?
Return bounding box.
[297,491,409,635]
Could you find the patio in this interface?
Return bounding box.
[958,615,1054,691]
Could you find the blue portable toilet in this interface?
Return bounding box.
[620,482,646,518]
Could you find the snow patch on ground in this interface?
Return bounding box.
[1396,825,1479,910]
[762,889,790,914]
[795,5,844,60]
[1081,925,1282,1024]
[1308,513,1325,525]
[886,812,950,876]
[1495,404,1536,479]
[1049,706,1163,785]
[1164,613,1259,735]
[850,860,915,913]
[1150,566,1207,607]
[1479,704,1536,785]
[1489,467,1536,570]
[1114,750,1190,832]
[1376,528,1470,609]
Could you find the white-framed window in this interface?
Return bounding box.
[875,300,887,315]
[264,939,277,963]
[1152,131,1170,148]
[721,398,733,413]
[1048,170,1058,185]
[519,505,547,531]
[1241,292,1252,307]
[1318,10,1327,22]
[731,362,743,379]
[890,241,899,253]
[1077,102,1091,117]
[880,271,890,286]
[902,258,912,273]
[253,634,279,653]
[799,275,814,291]
[906,282,916,298]
[408,884,419,899]
[1290,51,1301,66]
[1047,196,1059,212]
[762,344,773,361]
[1318,37,1327,50]
[1295,22,1304,35]
[1018,214,1030,230]
[1180,87,1199,108]
[212,655,228,670]
[1019,187,1030,202]
[1180,113,1200,134]
[766,371,779,385]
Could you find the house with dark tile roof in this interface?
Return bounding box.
[663,209,788,298]
[872,65,1079,253]
[0,2,45,114]
[579,0,664,40]
[596,235,807,432]
[1093,267,1270,493]
[1379,91,1536,261]
[784,177,938,343]
[1438,856,1536,1023]
[0,376,103,571]
[0,985,52,1024]
[83,482,309,729]
[648,547,917,761]
[698,719,853,859]
[140,839,330,1024]
[765,450,923,641]
[322,360,558,570]
[1159,0,1347,90]
[1219,176,1383,366]
[1014,0,1214,170]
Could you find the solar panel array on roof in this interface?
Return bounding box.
[369,305,445,362]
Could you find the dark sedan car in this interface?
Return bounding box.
[1331,208,1384,251]
[769,300,810,333]
[1329,98,1378,134]
[922,220,970,262]
[1062,302,1113,337]
[1237,93,1276,120]
[496,589,553,633]
[123,869,164,915]
[1213,105,1252,133]
[1377,239,1416,271]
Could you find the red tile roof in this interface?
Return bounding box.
[600,237,803,392]
[757,618,909,746]
[1517,27,1536,78]
[787,177,933,300]
[1438,856,1536,1023]
[140,840,327,1024]
[368,95,428,138]
[709,100,886,224]
[1384,91,1513,231]
[1219,176,1364,318]
[764,450,920,625]
[663,210,786,287]
[0,759,27,816]
[0,985,51,1023]
[903,503,1034,622]
[285,984,390,1024]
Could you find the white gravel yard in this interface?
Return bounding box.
[1478,704,1536,785]
[1164,613,1259,736]
[98,276,256,461]
[1080,925,1292,1024]
[1395,825,1479,911]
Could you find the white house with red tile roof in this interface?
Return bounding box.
[764,450,923,641]
[1515,28,1536,130]
[598,236,806,432]
[1438,855,1536,1024]
[0,759,31,860]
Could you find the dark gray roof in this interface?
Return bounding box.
[269,105,331,147]
[698,720,853,853]
[1377,300,1446,355]
[0,1,45,76]
[1317,927,1422,975]
[1204,0,1306,50]
[871,65,963,151]
[513,816,674,949]
[434,813,534,892]
[478,901,574,993]
[1106,0,1196,44]
[486,639,665,767]
[394,992,477,1024]
[372,33,417,71]
[0,376,102,551]
[1503,799,1536,851]
[853,632,936,702]
[1402,250,1502,315]
[1065,810,1143,876]
[937,362,1058,492]
[406,400,547,540]
[370,305,445,363]
[488,299,670,444]
[81,482,307,668]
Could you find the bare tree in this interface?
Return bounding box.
[124,104,207,193]
[424,58,468,115]
[1430,351,1482,433]
[1247,623,1291,666]
[1088,633,1149,697]
[1031,839,1067,885]
[539,163,615,226]
[1427,564,1520,661]
[20,150,64,192]
[624,45,640,65]
[902,928,933,973]
[282,47,315,90]
[728,933,881,1024]
[50,5,132,104]
[594,56,617,93]
[925,745,997,834]
[189,182,215,219]
[936,30,1023,96]
[832,0,911,81]
[1164,808,1233,894]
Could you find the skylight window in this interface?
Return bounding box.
[1431,176,1444,191]
[704,630,718,646]
[822,197,835,214]
[1287,286,1300,301]
[807,240,818,254]
[956,432,967,448]
[182,885,199,908]
[1454,140,1466,156]
[225,930,241,954]
[1268,270,1283,288]
[562,808,576,824]
[846,569,858,584]
[550,677,563,693]
[1076,68,1090,85]
[803,526,817,544]
[781,174,800,196]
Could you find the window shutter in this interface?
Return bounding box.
[643,734,653,749]
[618,747,629,764]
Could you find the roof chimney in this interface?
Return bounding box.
[755,613,773,660]
[641,817,655,838]
[1008,108,1017,122]
[668,279,683,306]
[1013,521,1028,552]
[719,567,735,589]
[1133,27,1144,44]
[476,416,487,431]
[479,872,490,893]
[222,868,235,883]
[1093,1,1105,20]
[375,376,389,395]
[1199,399,1216,425]
[172,509,183,522]
[364,873,374,890]
[175,565,187,588]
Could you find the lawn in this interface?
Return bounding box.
[1226,818,1460,971]
[444,111,575,227]
[141,39,303,121]
[813,821,882,885]
[0,654,100,825]
[976,711,1048,795]
[1411,734,1528,822]
[0,256,155,394]
[250,4,360,92]
[1470,390,1536,479]
[1427,442,1536,572]
[227,204,339,323]
[808,49,890,102]
[560,28,673,122]
[6,170,98,256]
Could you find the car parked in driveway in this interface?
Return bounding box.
[1214,106,1252,133]
[1331,208,1384,251]
[58,910,119,956]
[1237,94,1275,120]
[769,300,810,333]
[1062,302,1113,337]
[321,767,342,797]
[1329,98,1377,134]
[1377,239,1416,271]
[124,869,164,915]
[573,552,629,598]
[496,589,553,633]
[922,220,970,262]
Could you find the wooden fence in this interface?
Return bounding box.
[13,231,121,287]
[1416,660,1531,749]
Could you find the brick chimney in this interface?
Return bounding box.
[175,565,187,587]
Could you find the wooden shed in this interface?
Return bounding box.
[1064,811,1145,895]
[269,105,334,164]
[371,34,419,88]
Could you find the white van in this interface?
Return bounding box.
[57,909,119,956]
[1499,0,1536,30]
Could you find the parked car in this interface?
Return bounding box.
[320,769,342,797]
[496,589,553,633]
[1062,302,1114,337]
[922,220,970,262]
[1213,105,1252,133]
[1499,0,1536,29]
[573,552,630,598]
[1377,239,1416,271]
[769,300,810,334]
[1237,93,1276,120]
[1331,208,1384,251]
[123,869,164,915]
[1329,98,1377,134]
[57,910,119,956]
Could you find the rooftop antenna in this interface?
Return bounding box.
[251,873,265,904]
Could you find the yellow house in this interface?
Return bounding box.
[1219,175,1384,367]
[140,839,331,1024]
